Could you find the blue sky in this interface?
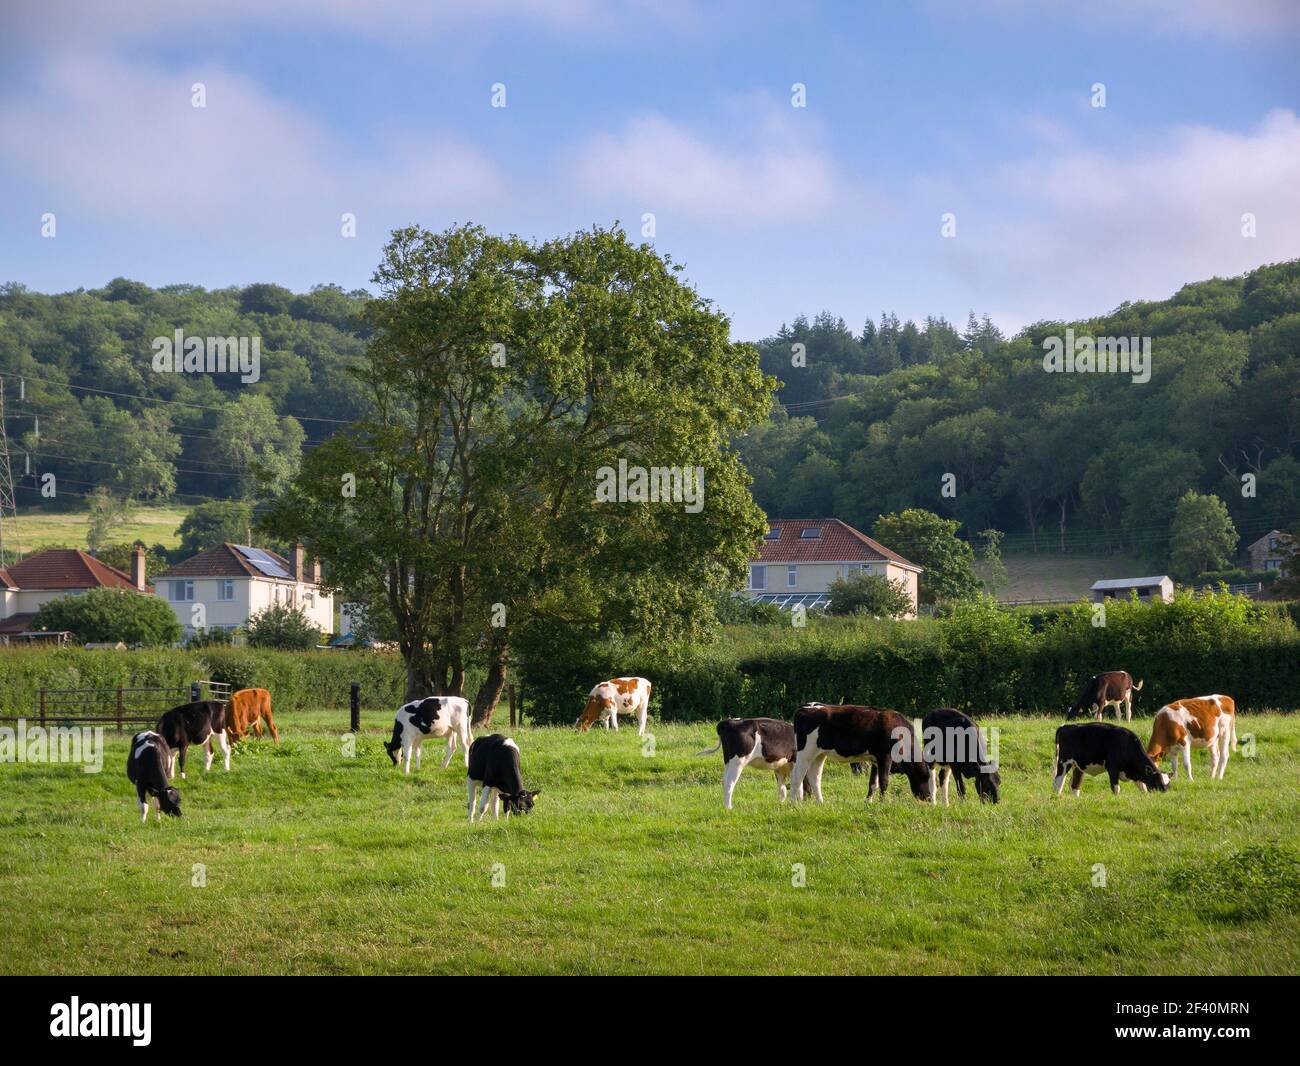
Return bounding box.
[2,0,1298,339]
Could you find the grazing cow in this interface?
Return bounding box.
[466,734,540,822]
[1147,695,1237,782]
[575,677,653,735]
[790,703,933,803]
[1066,670,1143,721]
[920,707,1001,805]
[695,718,810,809]
[126,731,182,822]
[386,696,472,773]
[1053,722,1168,796]
[156,700,231,780]
[226,687,278,743]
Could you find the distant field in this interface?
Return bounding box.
[11,506,187,552]
[0,711,1296,975]
[986,553,1152,602]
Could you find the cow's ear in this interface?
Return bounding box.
[530,788,541,798]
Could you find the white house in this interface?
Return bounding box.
[744,518,922,615]
[154,542,334,637]
[0,547,152,640]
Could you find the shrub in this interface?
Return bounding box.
[246,604,322,651]
[825,572,913,618]
[31,588,183,646]
[713,594,783,626]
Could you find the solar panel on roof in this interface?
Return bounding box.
[234,545,291,579]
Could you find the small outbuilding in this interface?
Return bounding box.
[1089,575,1174,603]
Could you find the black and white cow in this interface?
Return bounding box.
[156,700,231,780]
[126,731,182,822]
[466,734,540,822]
[1053,721,1169,796]
[386,695,472,773]
[790,703,933,803]
[921,707,1001,805]
[695,717,809,809]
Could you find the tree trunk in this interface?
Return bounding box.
[404,645,435,702]
[472,642,509,727]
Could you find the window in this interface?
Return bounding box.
[787,565,797,587]
[1266,558,1281,570]
[800,527,821,539]
[169,580,194,602]
[749,564,767,591]
[1269,537,1280,550]
[216,579,234,602]
[273,585,281,604]
[764,527,781,541]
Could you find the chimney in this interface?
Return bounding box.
[309,556,321,585]
[290,541,305,582]
[131,544,147,591]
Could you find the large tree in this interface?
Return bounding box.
[873,508,980,605]
[1169,490,1238,577]
[265,224,774,718]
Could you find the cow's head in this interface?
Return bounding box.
[502,788,541,815]
[575,691,614,732]
[1064,703,1088,720]
[159,787,183,817]
[1139,756,1169,792]
[975,769,1002,803]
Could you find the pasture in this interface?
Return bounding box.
[13,505,188,551]
[1,710,1297,975]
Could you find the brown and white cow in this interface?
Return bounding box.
[226,687,278,743]
[1066,670,1143,722]
[575,677,652,736]
[789,703,932,803]
[1147,695,1237,782]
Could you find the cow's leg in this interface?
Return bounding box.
[1070,768,1084,796]
[954,771,967,800]
[722,756,746,810]
[202,735,215,773]
[1107,764,1122,795]
[137,784,149,823]
[1182,738,1193,782]
[776,768,790,803]
[1052,760,1068,796]
[1216,728,1229,779]
[265,708,280,743]
[441,733,457,770]
[178,742,189,780]
[215,730,231,771]
[461,724,472,765]
[415,741,423,771]
[875,761,891,800]
[637,699,648,737]
[492,792,501,820]
[941,767,951,806]
[467,778,478,822]
[789,750,813,802]
[808,754,827,802]
[609,709,618,731]
[475,787,494,822]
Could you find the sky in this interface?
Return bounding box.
[1,0,1298,340]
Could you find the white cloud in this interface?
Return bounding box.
[944,109,1300,327]
[572,105,861,227]
[0,55,506,239]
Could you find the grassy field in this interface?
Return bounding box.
[12,505,188,552]
[1,710,1297,975]
[987,553,1151,602]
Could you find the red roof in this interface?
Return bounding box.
[753,518,920,570]
[156,542,298,581]
[4,549,146,591]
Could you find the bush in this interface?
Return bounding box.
[246,604,322,651]
[713,594,783,626]
[31,588,183,646]
[825,572,913,618]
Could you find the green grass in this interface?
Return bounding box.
[13,505,188,552]
[1,711,1297,975]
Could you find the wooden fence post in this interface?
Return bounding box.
[350,682,361,733]
[190,681,201,702]
[116,686,124,732]
[39,688,46,728]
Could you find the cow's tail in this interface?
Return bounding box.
[1133,678,1145,692]
[694,741,721,756]
[1052,735,1063,781]
[1229,710,1239,752]
[385,718,403,764]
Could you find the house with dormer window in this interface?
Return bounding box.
[743,518,922,615]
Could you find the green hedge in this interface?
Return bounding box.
[0,647,410,716]
[516,593,1300,724]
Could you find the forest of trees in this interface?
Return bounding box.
[1,258,1298,572]
[742,260,1300,563]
